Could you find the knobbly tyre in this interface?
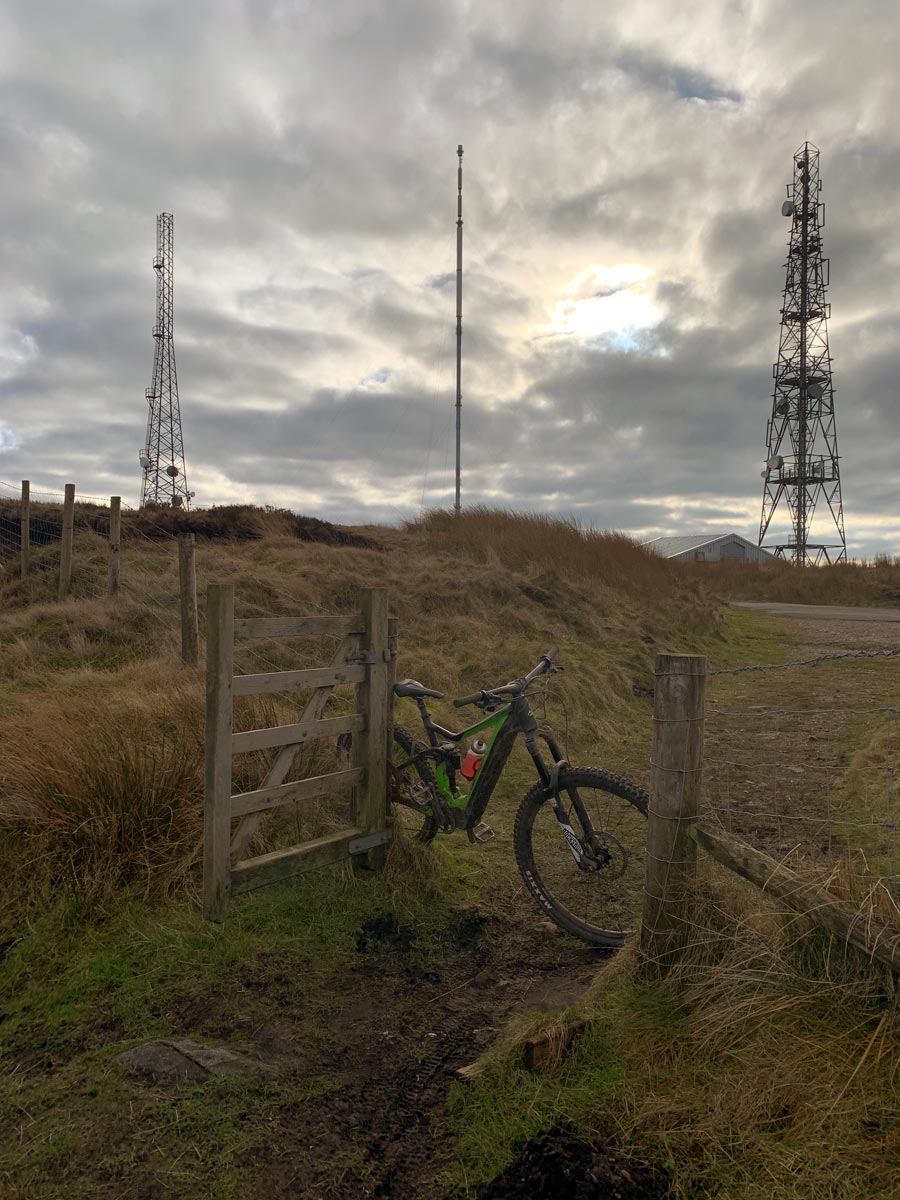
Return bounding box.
[389,649,649,948]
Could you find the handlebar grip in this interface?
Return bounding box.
[453,691,484,708]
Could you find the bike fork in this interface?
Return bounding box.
[547,794,587,866]
[525,734,588,869]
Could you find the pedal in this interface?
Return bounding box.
[468,822,495,844]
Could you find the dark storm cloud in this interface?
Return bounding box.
[1,0,899,553]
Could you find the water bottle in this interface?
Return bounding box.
[461,738,487,781]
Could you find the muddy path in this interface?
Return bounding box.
[171,904,604,1200]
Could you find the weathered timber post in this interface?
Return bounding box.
[203,583,235,921]
[58,483,75,600]
[640,653,707,975]
[351,589,391,871]
[20,480,30,578]
[107,496,121,595]
[178,532,200,665]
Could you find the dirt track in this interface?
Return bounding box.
[732,600,900,624]
[214,908,603,1199]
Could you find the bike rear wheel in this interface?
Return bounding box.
[513,767,648,948]
[390,725,439,843]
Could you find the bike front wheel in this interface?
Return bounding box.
[513,767,648,948]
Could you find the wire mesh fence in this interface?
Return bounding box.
[0,479,139,585]
[702,654,900,897]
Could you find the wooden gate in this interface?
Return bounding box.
[203,583,395,921]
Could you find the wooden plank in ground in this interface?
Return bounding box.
[107,495,121,595]
[20,480,30,578]
[231,828,362,893]
[178,532,199,665]
[691,824,900,975]
[58,483,75,599]
[640,653,706,975]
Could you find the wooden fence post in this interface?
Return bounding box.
[203,583,235,922]
[58,483,75,600]
[107,496,121,595]
[640,653,707,975]
[351,589,390,871]
[178,532,200,665]
[20,480,30,578]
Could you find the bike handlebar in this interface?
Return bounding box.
[452,648,559,708]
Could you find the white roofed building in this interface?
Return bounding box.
[642,533,773,564]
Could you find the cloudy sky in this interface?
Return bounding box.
[1,0,899,554]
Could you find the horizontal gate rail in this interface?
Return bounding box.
[230,767,363,818]
[233,614,363,640]
[232,663,367,697]
[232,712,365,754]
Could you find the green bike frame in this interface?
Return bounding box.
[404,693,563,835]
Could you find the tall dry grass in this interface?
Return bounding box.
[685,556,900,607]
[573,864,900,1198]
[0,506,720,924]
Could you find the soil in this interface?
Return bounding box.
[474,1127,667,1200]
[177,905,604,1200]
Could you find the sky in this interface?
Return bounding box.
[1,0,899,555]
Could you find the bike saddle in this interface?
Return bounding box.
[393,678,445,700]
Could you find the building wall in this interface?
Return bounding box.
[673,536,770,564]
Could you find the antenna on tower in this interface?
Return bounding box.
[454,144,463,515]
[759,143,846,565]
[140,213,193,509]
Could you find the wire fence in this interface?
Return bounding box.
[702,651,900,895]
[0,479,144,583]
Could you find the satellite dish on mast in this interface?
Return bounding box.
[767,454,783,470]
[807,382,824,400]
[782,200,795,217]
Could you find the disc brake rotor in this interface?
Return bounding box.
[583,829,629,880]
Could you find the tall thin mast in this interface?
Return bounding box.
[454,144,463,514]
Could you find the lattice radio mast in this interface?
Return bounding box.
[140,213,192,508]
[759,143,845,564]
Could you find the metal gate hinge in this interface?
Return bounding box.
[347,649,394,665]
[348,829,393,854]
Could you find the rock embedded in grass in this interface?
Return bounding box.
[118,1038,259,1084]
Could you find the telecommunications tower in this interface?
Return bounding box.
[759,143,845,564]
[140,213,192,508]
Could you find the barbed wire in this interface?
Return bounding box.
[710,700,897,710]
[0,480,134,508]
[710,646,900,676]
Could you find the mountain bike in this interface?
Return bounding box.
[389,649,649,948]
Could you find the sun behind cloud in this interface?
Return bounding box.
[542,264,662,343]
